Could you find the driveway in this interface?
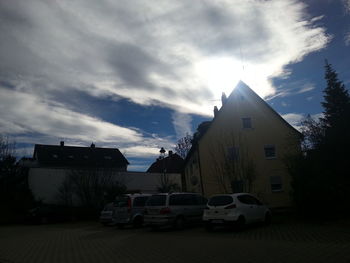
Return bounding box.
[0,220,349,263]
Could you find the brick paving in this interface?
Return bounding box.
[0,220,350,263]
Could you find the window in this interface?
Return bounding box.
[242,117,252,129]
[227,147,239,161]
[264,145,276,159]
[270,176,282,192]
[68,155,74,159]
[52,154,58,158]
[104,156,112,160]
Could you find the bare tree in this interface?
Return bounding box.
[0,135,16,161]
[208,132,256,193]
[175,133,192,159]
[157,173,181,193]
[58,167,126,210]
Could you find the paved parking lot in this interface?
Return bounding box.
[0,219,350,263]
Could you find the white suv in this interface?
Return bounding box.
[203,193,271,230]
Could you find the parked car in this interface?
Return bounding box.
[99,202,117,226]
[144,192,207,230]
[113,193,151,228]
[203,193,271,231]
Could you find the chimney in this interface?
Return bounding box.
[221,92,227,106]
[213,106,219,117]
[60,141,64,147]
[169,150,173,156]
[90,142,95,148]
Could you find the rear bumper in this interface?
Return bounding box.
[144,215,176,226]
[203,214,240,223]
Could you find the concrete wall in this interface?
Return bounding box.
[28,168,181,205]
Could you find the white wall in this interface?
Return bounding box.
[28,168,182,205]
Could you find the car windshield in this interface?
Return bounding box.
[146,195,167,206]
[114,196,129,207]
[208,195,233,206]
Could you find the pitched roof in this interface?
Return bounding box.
[33,144,129,168]
[147,153,184,173]
[228,81,301,135]
[184,81,301,163]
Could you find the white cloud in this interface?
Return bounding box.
[343,0,350,13]
[0,0,330,158]
[281,101,289,107]
[0,88,175,159]
[345,32,350,46]
[0,0,330,116]
[171,112,192,139]
[267,80,316,100]
[281,112,323,131]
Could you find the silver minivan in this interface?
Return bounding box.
[144,193,207,230]
[113,194,151,228]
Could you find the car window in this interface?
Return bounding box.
[169,194,183,206]
[237,195,259,205]
[183,194,196,205]
[208,195,233,206]
[146,195,166,206]
[133,196,149,207]
[114,196,129,207]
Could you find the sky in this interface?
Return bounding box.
[0,0,349,171]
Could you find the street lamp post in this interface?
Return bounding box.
[159,147,168,192]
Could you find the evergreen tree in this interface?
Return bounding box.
[322,60,350,130]
[289,61,350,216]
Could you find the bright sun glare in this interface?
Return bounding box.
[196,57,246,99]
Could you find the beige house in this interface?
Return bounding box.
[184,81,301,208]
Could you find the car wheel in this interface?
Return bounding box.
[264,212,272,226]
[174,216,185,230]
[205,222,213,232]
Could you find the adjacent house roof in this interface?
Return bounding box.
[33,143,129,168]
[147,151,184,173]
